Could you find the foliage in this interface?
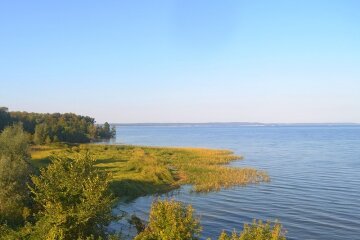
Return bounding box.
[0,222,35,240]
[0,223,19,239]
[217,220,286,240]
[97,122,116,139]
[0,223,121,240]
[0,107,11,132]
[1,108,116,144]
[29,153,116,239]
[134,199,201,240]
[33,123,48,145]
[0,124,33,226]
[31,145,269,200]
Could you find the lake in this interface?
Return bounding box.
[109,124,360,240]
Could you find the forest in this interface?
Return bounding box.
[0,107,115,143]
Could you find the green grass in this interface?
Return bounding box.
[30,144,269,200]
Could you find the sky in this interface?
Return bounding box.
[1,0,360,123]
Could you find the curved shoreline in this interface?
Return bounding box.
[31,144,269,201]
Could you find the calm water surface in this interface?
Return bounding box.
[110,125,360,240]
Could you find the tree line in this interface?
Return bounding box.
[0,107,115,144]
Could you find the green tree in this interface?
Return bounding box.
[104,122,110,134]
[0,107,11,132]
[111,126,116,138]
[29,153,116,239]
[6,110,114,143]
[33,123,48,145]
[45,135,52,144]
[97,122,116,139]
[0,124,33,226]
[53,136,59,142]
[134,199,201,240]
[217,220,286,240]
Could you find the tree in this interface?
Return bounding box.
[134,199,201,240]
[33,123,48,145]
[0,107,11,132]
[96,122,116,139]
[45,135,52,144]
[111,126,116,138]
[0,124,33,226]
[3,110,114,143]
[104,122,110,133]
[29,153,116,239]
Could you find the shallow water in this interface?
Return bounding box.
[110,124,360,240]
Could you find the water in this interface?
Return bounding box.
[110,124,360,240]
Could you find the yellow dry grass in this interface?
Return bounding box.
[30,144,269,200]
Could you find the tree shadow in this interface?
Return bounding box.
[110,179,179,203]
[96,158,127,164]
[30,157,52,169]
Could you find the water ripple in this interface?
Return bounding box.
[113,125,360,240]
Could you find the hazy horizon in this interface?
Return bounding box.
[2,1,360,123]
[3,107,360,125]
[111,121,360,125]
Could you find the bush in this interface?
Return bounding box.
[218,219,286,240]
[0,124,33,226]
[134,199,201,240]
[29,153,116,239]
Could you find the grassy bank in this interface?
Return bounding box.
[31,144,269,200]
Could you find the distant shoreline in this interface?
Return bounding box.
[111,122,360,127]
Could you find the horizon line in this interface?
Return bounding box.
[108,122,360,125]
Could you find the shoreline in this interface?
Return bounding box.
[31,143,269,201]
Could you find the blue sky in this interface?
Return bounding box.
[1,0,359,123]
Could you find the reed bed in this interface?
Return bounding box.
[31,144,269,199]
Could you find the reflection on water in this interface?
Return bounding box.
[110,124,360,240]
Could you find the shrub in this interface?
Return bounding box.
[29,153,116,239]
[0,124,33,226]
[134,199,201,240]
[218,219,286,240]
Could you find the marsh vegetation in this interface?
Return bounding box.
[31,144,269,200]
